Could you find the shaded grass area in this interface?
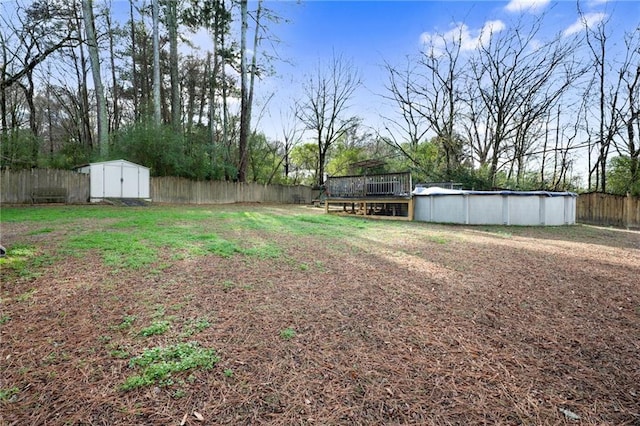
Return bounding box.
[1,204,639,425]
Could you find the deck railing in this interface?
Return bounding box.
[326,172,412,198]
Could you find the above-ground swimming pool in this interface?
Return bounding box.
[412,187,576,226]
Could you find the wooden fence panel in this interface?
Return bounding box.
[1,169,89,204]
[1,170,314,206]
[149,176,314,205]
[576,192,640,229]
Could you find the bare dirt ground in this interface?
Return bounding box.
[1,204,639,425]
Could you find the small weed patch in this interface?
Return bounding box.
[16,289,37,302]
[220,280,235,292]
[280,327,296,340]
[120,342,219,391]
[26,227,54,236]
[110,348,131,359]
[181,318,211,337]
[0,386,19,401]
[139,320,170,337]
[429,235,448,244]
[113,315,136,331]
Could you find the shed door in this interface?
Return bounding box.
[103,163,140,198]
[103,164,124,198]
[121,164,139,198]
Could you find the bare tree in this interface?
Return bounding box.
[272,104,302,182]
[380,26,467,179]
[466,18,581,186]
[579,11,640,193]
[583,13,617,192]
[613,29,640,192]
[1,0,77,161]
[297,53,361,187]
[415,28,466,177]
[379,58,432,172]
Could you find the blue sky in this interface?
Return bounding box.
[251,0,639,181]
[258,0,639,130]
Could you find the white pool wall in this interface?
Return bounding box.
[413,187,576,225]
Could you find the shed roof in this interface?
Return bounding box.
[74,159,149,170]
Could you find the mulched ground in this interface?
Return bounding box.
[1,205,639,425]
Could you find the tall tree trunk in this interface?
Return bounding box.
[47,81,53,158]
[82,0,109,157]
[220,23,230,174]
[152,0,161,125]
[73,10,93,151]
[244,0,263,179]
[19,71,39,163]
[167,0,180,132]
[1,32,8,137]
[106,8,120,132]
[598,36,606,192]
[238,0,249,182]
[129,0,139,120]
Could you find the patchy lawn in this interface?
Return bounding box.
[1,204,639,425]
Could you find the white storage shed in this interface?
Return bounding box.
[76,160,151,202]
[412,187,576,226]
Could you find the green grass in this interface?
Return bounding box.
[66,232,157,269]
[0,244,39,277]
[218,211,370,236]
[0,205,369,275]
[120,342,219,391]
[2,206,364,275]
[46,209,288,269]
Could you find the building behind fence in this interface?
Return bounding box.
[576,192,640,229]
[1,169,314,205]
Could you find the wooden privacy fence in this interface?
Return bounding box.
[0,169,314,205]
[150,176,314,204]
[577,192,640,229]
[1,169,89,203]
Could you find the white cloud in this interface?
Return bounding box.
[563,12,607,37]
[420,20,506,54]
[479,20,506,47]
[505,0,551,13]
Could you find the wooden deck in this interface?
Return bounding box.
[325,172,414,220]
